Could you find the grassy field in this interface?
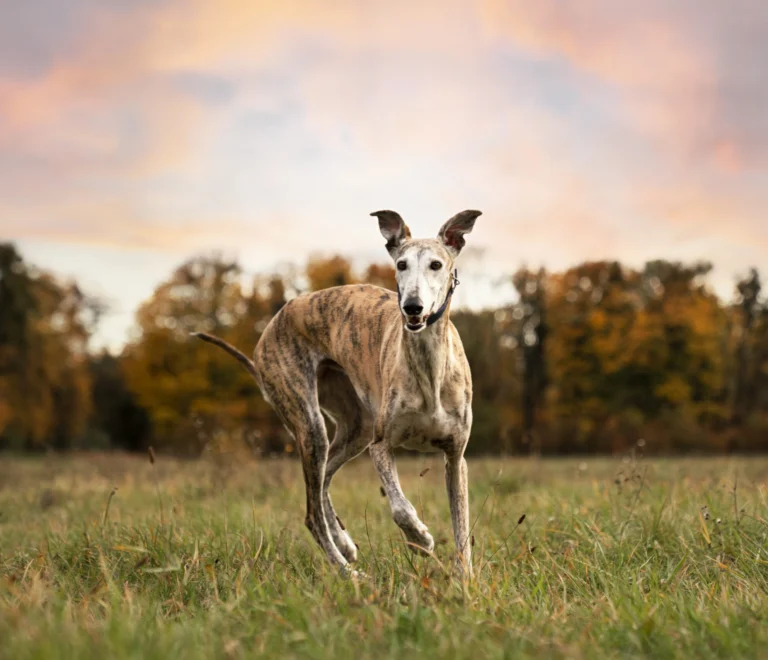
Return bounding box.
[1,451,768,659]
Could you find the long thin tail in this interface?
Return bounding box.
[191,332,259,381]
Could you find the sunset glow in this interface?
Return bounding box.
[2,0,766,348]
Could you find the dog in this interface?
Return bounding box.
[194,209,480,576]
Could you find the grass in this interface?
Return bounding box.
[1,450,768,659]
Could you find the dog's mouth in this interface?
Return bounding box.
[404,314,427,333]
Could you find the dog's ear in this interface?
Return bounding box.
[438,210,481,256]
[371,210,412,257]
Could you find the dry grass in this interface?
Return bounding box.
[1,452,768,659]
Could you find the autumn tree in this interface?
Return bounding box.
[363,263,396,290]
[89,352,151,452]
[306,255,357,291]
[3,238,765,456]
[512,267,549,453]
[122,254,280,455]
[544,259,730,452]
[750,303,768,416]
[0,243,101,449]
[305,256,395,292]
[453,309,521,454]
[546,261,637,450]
[637,261,727,434]
[732,268,762,422]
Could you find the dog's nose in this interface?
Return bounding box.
[402,300,424,316]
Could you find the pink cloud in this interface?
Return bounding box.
[478,0,766,170]
[1,0,766,263]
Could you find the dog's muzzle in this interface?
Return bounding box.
[402,300,426,332]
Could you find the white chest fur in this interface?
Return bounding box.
[387,398,468,452]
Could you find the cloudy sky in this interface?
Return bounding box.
[2,0,767,349]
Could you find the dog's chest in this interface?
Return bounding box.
[388,391,469,452]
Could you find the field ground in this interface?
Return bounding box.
[1,452,768,659]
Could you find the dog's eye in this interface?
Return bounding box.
[430,261,443,271]
[397,261,407,271]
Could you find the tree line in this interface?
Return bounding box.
[1,241,766,456]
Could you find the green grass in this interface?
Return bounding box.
[1,451,767,659]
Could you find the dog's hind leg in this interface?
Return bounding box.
[254,340,350,571]
[318,362,374,563]
[322,423,372,563]
[295,419,352,570]
[369,442,435,555]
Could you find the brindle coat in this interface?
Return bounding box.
[195,210,480,576]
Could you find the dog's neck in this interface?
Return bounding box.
[402,305,452,408]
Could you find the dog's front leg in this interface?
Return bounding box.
[369,442,435,555]
[445,449,472,577]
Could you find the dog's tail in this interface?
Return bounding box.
[191,332,259,381]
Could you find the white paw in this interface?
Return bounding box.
[340,565,370,580]
[337,531,358,563]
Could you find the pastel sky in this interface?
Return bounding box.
[2,0,767,350]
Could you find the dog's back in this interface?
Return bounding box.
[254,284,401,412]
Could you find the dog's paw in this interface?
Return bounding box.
[340,565,370,581]
[336,531,358,563]
[406,529,435,556]
[392,508,435,555]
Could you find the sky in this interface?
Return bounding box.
[2,0,767,350]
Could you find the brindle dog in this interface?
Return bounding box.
[194,210,480,576]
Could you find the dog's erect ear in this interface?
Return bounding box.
[438,210,481,255]
[371,210,412,257]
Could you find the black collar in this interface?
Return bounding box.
[396,269,460,328]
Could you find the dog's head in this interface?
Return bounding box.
[371,210,481,333]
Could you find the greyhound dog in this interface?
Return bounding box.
[194,209,480,576]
